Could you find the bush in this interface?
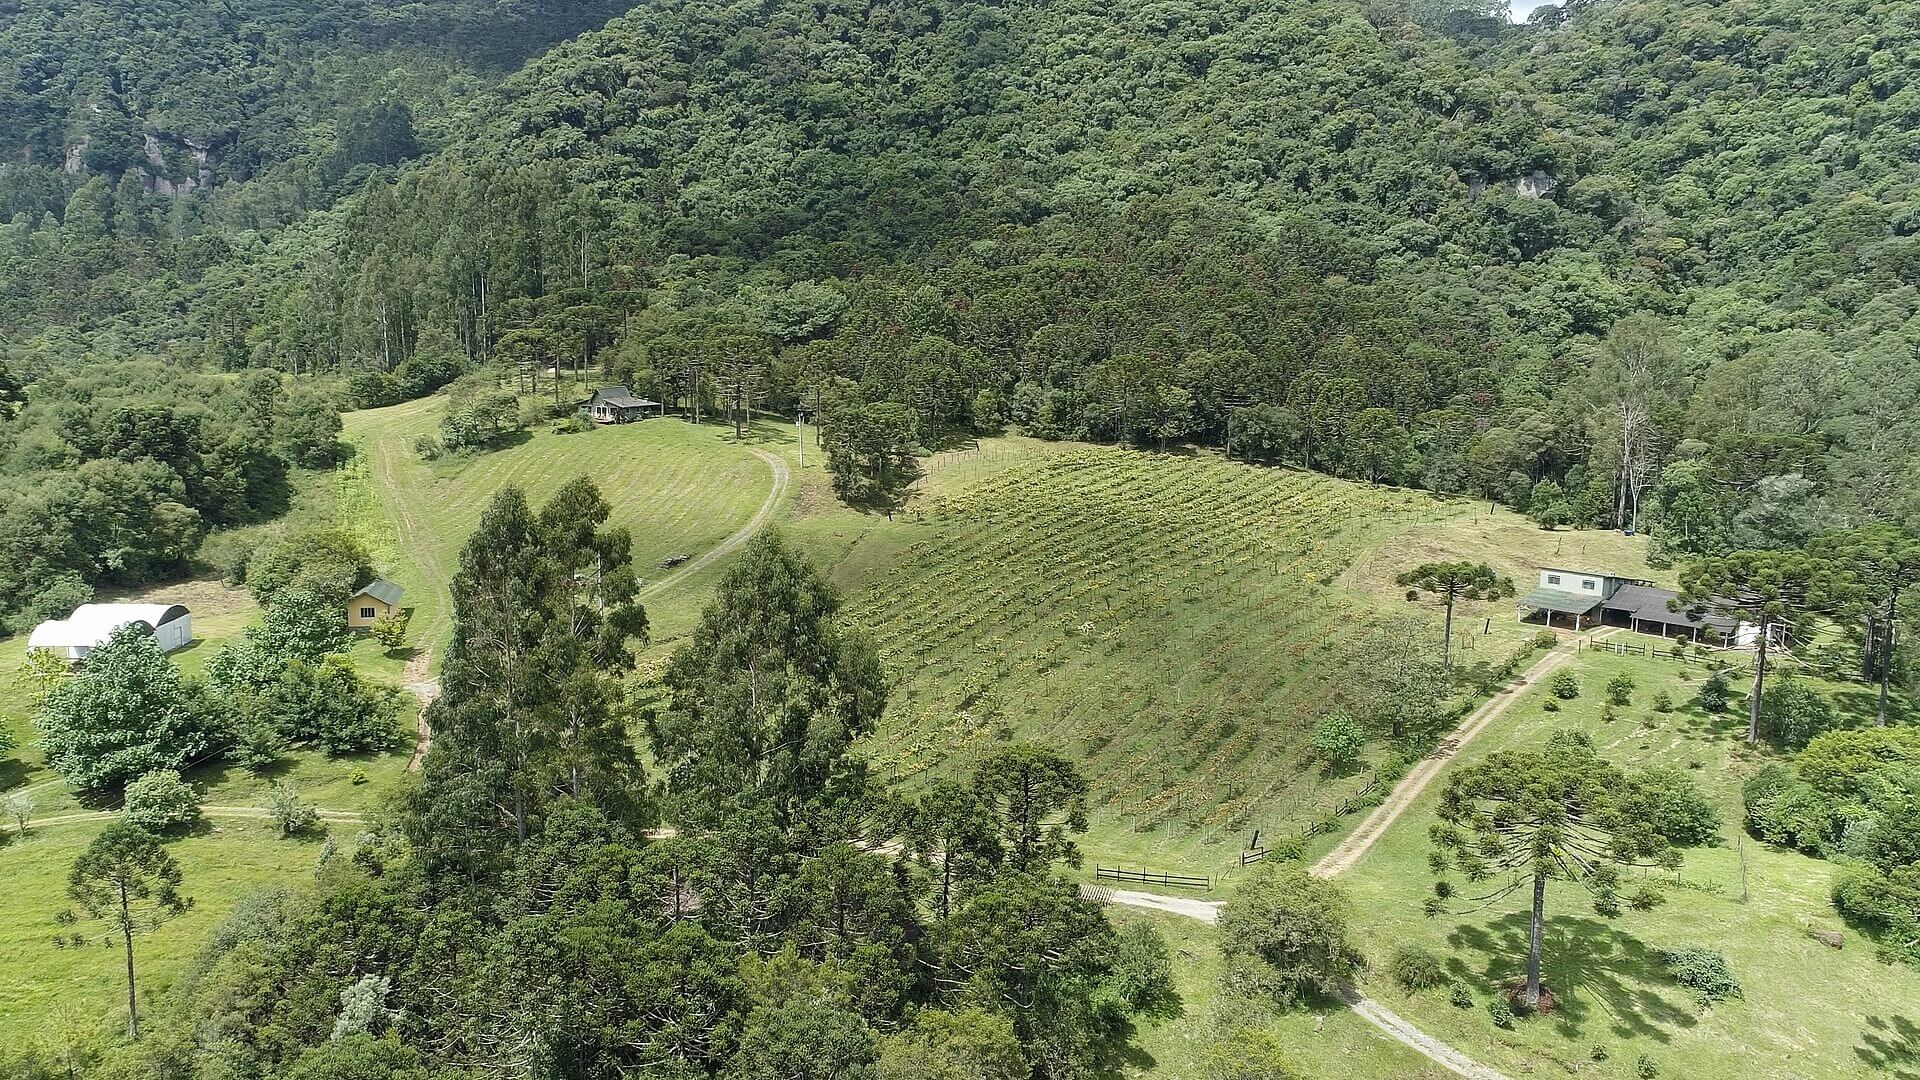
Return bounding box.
[1448,982,1473,1008]
[1741,764,1831,853]
[1486,996,1515,1028]
[1606,672,1636,706]
[1636,1054,1659,1078]
[1310,711,1364,769]
[122,769,201,832]
[1652,690,1674,713]
[1699,670,1730,713]
[370,610,411,650]
[1758,679,1837,750]
[413,433,443,460]
[1219,869,1362,1006]
[1531,630,1560,651]
[1657,946,1739,1004]
[1387,945,1449,992]
[1549,671,1580,699]
[268,783,319,837]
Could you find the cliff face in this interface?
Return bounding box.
[138,133,213,197]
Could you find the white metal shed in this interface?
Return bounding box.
[27,603,193,660]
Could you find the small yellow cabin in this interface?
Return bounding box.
[347,578,405,630]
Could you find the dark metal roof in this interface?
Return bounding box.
[353,578,405,606]
[1603,583,1735,630]
[1517,586,1603,616]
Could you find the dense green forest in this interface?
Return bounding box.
[0,0,1913,607]
[0,0,637,621]
[11,0,1909,569]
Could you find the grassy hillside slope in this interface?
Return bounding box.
[1329,644,1920,1080]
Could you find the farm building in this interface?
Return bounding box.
[347,578,405,629]
[579,386,664,424]
[28,603,193,660]
[1516,567,1736,640]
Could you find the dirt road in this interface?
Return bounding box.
[1310,648,1569,879]
[640,447,791,599]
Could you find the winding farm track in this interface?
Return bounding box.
[1089,649,1572,1080]
[639,447,790,599]
[1310,647,1570,878]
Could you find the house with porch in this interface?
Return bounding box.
[579,386,664,424]
[1516,567,1736,641]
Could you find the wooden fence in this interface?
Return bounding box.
[1095,866,1212,891]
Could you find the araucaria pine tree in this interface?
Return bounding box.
[1428,731,1715,1009]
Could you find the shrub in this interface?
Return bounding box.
[1699,670,1730,713]
[413,434,443,460]
[1741,764,1831,853]
[1531,630,1560,651]
[1606,672,1636,705]
[1657,946,1739,1005]
[1590,1044,1609,1061]
[1448,983,1473,1008]
[1541,699,1560,712]
[370,610,411,650]
[1549,671,1580,699]
[1636,1054,1659,1078]
[268,783,320,837]
[1486,997,1515,1028]
[1758,679,1837,750]
[122,769,201,832]
[1387,945,1449,992]
[1219,869,1362,1006]
[1310,711,1364,769]
[1652,690,1674,713]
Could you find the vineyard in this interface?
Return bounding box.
[839,446,1459,865]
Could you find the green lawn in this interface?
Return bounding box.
[1109,905,1454,1079]
[340,398,793,664]
[0,819,343,1042]
[1330,646,1920,1080]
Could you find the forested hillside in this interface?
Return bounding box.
[128,0,1920,561]
[0,0,632,352]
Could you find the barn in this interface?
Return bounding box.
[28,603,194,660]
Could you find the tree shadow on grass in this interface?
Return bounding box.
[1860,1015,1920,1079]
[1446,913,1697,1043]
[0,756,32,791]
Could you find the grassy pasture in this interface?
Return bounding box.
[1329,644,1920,1080]
[1108,905,1454,1080]
[340,398,788,663]
[0,818,336,1042]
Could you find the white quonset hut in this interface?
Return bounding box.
[27,603,193,660]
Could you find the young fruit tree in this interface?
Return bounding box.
[1428,731,1716,1009]
[62,821,187,1039]
[1677,550,1855,745]
[1396,562,1514,671]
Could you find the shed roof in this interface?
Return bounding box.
[1516,586,1603,616]
[351,578,405,606]
[586,386,658,409]
[1604,584,1736,630]
[28,603,189,649]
